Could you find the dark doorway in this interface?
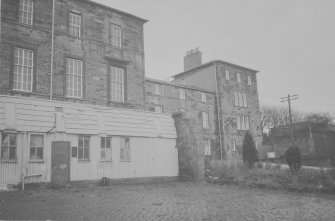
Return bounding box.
[51,141,70,187]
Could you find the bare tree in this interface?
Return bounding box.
[260,105,333,133]
[260,105,286,133]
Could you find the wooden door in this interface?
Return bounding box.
[51,141,70,187]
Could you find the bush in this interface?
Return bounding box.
[284,145,301,173]
[242,131,258,168]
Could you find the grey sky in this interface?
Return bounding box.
[93,0,335,115]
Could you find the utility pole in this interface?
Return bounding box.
[281,94,299,141]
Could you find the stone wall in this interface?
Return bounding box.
[173,61,263,158]
[215,62,263,155]
[0,0,146,109]
[146,79,219,179]
[173,112,206,180]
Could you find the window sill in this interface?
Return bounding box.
[28,160,44,163]
[120,160,131,162]
[0,160,18,163]
[16,22,34,28]
[78,159,90,162]
[100,160,113,162]
[66,96,83,100]
[108,101,127,104]
[68,34,81,39]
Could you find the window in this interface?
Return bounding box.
[154,105,163,113]
[19,0,33,25]
[110,66,125,102]
[242,93,247,107]
[68,13,81,37]
[204,139,211,156]
[202,112,209,129]
[101,137,112,161]
[13,47,33,92]
[154,84,161,96]
[225,70,230,80]
[120,137,130,161]
[234,91,248,107]
[237,115,249,131]
[78,136,90,160]
[179,88,186,100]
[231,139,236,151]
[201,92,207,103]
[66,58,82,98]
[248,75,252,85]
[110,24,122,47]
[237,72,241,83]
[30,134,43,160]
[0,133,17,161]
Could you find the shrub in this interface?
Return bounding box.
[284,145,301,173]
[242,131,258,168]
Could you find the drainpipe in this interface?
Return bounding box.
[214,61,224,159]
[0,0,2,72]
[50,0,55,100]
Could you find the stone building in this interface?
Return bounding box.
[145,78,217,179]
[0,0,179,187]
[172,49,263,159]
[0,0,147,109]
[0,0,263,185]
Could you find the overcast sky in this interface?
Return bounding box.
[93,0,335,116]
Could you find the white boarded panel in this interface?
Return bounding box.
[112,137,178,179]
[25,162,47,184]
[0,95,177,139]
[0,162,21,184]
[0,103,5,129]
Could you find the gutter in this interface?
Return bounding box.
[50,0,55,100]
[214,62,224,159]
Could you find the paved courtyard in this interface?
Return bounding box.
[0,181,335,221]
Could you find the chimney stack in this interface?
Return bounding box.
[184,48,202,71]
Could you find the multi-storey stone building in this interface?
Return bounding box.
[145,78,217,178]
[0,0,179,187]
[0,0,262,185]
[0,0,147,108]
[172,49,263,159]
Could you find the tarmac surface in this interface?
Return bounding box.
[1,181,335,221]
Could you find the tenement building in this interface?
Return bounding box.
[0,0,178,187]
[172,49,263,161]
[0,0,262,186]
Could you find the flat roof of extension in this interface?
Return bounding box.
[145,77,215,94]
[172,60,259,79]
[82,0,148,23]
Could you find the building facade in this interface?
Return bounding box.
[0,0,263,185]
[0,0,179,186]
[145,78,218,178]
[0,0,146,109]
[173,49,263,159]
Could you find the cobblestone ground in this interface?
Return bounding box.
[1,181,335,221]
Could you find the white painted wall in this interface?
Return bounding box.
[0,96,178,185]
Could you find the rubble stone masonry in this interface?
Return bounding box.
[0,0,146,109]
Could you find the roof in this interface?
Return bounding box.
[145,77,215,94]
[82,0,148,23]
[172,60,259,79]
